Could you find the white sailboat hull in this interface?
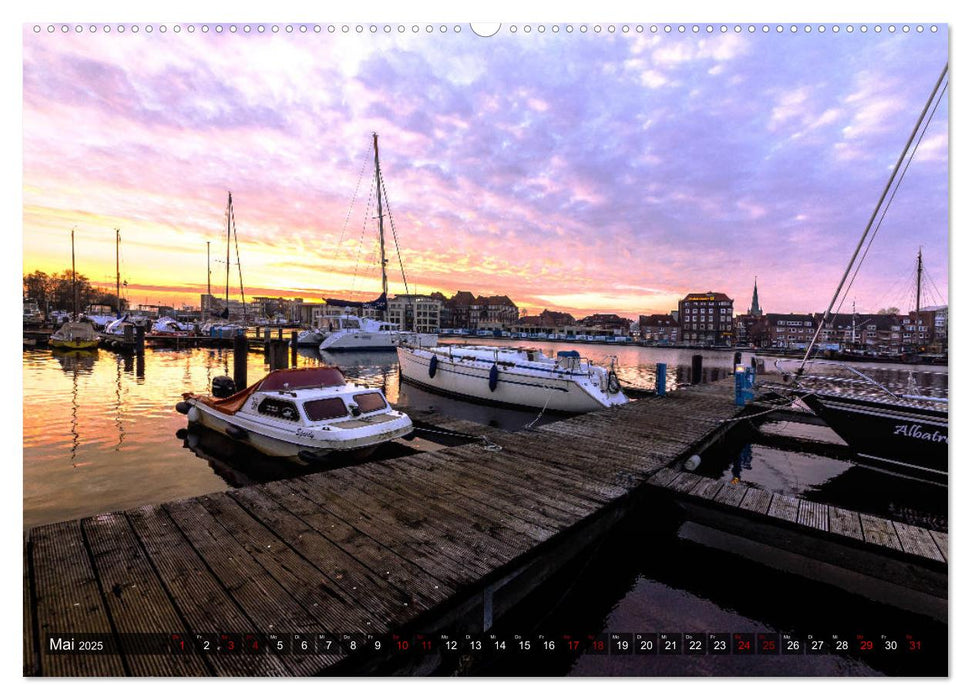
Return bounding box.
[397,345,627,413]
[321,330,437,352]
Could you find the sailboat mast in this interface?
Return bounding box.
[71,227,77,318]
[115,228,121,317]
[226,191,231,318]
[373,133,388,321]
[798,63,948,373]
[206,241,211,317]
[916,248,923,314]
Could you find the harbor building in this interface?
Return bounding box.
[678,292,734,346]
[638,314,680,344]
[387,294,443,333]
[766,313,817,349]
[441,291,519,330]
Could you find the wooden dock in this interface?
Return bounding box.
[23,380,947,676]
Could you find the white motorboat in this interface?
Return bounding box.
[397,344,629,413]
[176,365,413,464]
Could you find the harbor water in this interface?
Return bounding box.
[22,339,749,529]
[21,340,947,676]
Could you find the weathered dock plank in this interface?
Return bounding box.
[29,520,126,676]
[351,457,550,554]
[646,467,682,488]
[248,482,454,604]
[766,494,801,524]
[929,530,948,562]
[859,513,903,551]
[196,492,401,628]
[495,434,664,488]
[288,472,496,582]
[359,454,561,542]
[665,471,705,494]
[688,477,724,501]
[23,531,39,676]
[711,482,748,507]
[315,467,527,574]
[411,446,609,515]
[739,488,772,515]
[125,505,288,676]
[797,500,829,532]
[81,512,209,676]
[892,522,946,563]
[828,507,864,541]
[160,499,327,675]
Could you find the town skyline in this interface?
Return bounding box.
[22,23,948,320]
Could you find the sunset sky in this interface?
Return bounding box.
[21,21,949,319]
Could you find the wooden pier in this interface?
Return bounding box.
[23,381,947,676]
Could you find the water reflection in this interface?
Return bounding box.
[697,422,947,529]
[22,342,947,530]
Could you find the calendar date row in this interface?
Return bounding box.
[46,631,927,656]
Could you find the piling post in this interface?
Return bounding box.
[691,354,703,385]
[233,334,248,389]
[291,331,299,365]
[268,340,288,370]
[655,362,667,396]
[135,325,145,355]
[278,327,283,340]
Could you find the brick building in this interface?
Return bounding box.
[638,314,679,344]
[679,292,734,346]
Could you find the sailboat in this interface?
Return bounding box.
[202,193,247,339]
[777,65,949,485]
[312,134,437,352]
[49,228,99,351]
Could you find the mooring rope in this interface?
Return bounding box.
[718,390,818,423]
[413,425,503,452]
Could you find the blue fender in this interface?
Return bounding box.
[488,363,499,392]
[429,354,438,378]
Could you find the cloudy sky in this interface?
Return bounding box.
[21,21,948,318]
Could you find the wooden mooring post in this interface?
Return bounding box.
[233,333,248,389]
[691,354,703,384]
[267,339,289,370]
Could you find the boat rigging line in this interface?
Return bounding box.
[832,70,948,320]
[228,192,246,319]
[799,63,948,373]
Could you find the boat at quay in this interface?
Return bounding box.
[396,343,628,413]
[177,365,413,464]
[774,65,949,485]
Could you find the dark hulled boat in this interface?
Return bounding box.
[796,385,947,484]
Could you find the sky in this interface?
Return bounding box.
[21,20,949,320]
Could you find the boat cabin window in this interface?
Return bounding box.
[341,318,360,329]
[304,397,349,421]
[257,398,300,422]
[353,392,387,413]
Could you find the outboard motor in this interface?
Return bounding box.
[211,375,237,398]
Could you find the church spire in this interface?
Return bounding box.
[749,277,762,317]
